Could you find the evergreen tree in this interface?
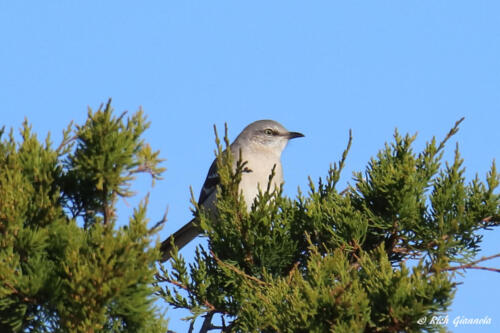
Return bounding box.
[1,103,499,332]
[0,101,168,332]
[158,119,500,332]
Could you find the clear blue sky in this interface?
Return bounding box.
[1,1,499,332]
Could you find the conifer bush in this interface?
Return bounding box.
[158,119,499,332]
[0,101,167,332]
[1,103,498,332]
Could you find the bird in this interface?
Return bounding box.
[160,120,304,262]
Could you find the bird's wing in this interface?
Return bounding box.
[198,158,219,205]
[198,150,254,205]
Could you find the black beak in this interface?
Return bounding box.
[287,131,305,139]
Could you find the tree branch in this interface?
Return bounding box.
[199,311,215,333]
[148,206,169,233]
[156,274,218,312]
[211,250,269,286]
[444,253,500,273]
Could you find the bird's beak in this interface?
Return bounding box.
[287,131,305,139]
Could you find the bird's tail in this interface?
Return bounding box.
[160,219,201,262]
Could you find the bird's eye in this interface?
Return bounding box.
[264,129,274,136]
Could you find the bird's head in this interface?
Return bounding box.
[235,120,304,155]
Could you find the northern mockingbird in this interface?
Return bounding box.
[160,120,304,261]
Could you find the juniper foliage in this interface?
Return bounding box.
[159,119,500,332]
[0,101,167,332]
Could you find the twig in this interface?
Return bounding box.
[446,266,500,273]
[437,117,465,152]
[148,206,169,233]
[444,253,500,273]
[200,311,215,333]
[391,246,421,258]
[3,281,35,303]
[210,251,269,286]
[339,185,353,196]
[287,262,300,284]
[157,274,218,312]
[188,321,194,333]
[462,253,500,267]
[130,164,153,175]
[163,277,189,292]
[56,134,76,154]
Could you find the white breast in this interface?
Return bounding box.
[238,150,283,209]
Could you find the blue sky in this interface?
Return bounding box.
[1,1,499,332]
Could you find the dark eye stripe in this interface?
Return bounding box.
[264,129,275,135]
